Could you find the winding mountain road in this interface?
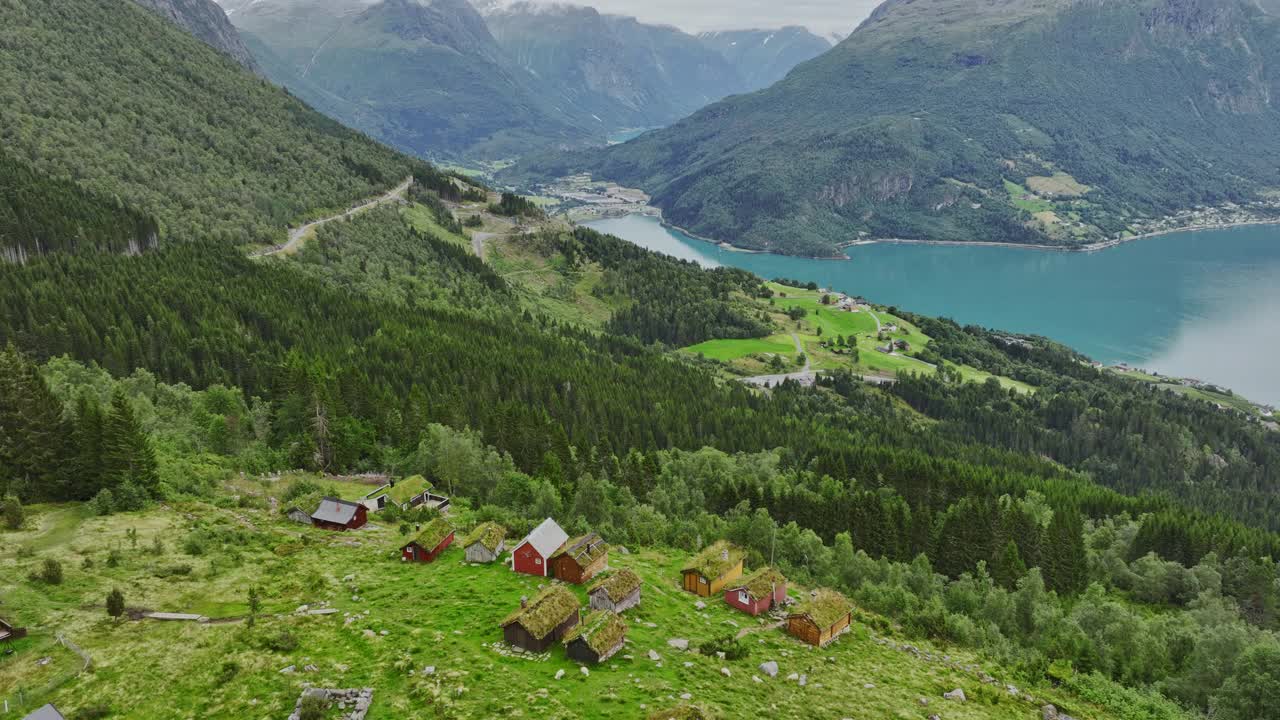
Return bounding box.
[740,333,815,388]
[253,176,413,258]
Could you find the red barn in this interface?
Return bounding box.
[310,497,368,531]
[400,517,455,563]
[724,567,787,616]
[511,518,568,577]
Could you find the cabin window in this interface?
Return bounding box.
[535,558,542,565]
[699,577,707,586]
[738,591,750,605]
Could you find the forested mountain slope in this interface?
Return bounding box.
[131,0,260,70]
[0,0,424,247]
[520,0,1280,256]
[697,27,832,90]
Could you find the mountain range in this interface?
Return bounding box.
[132,0,260,70]
[518,0,1280,256]
[212,0,829,161]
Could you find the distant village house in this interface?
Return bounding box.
[511,518,569,577]
[284,506,313,525]
[364,475,450,515]
[681,541,745,598]
[588,569,642,613]
[551,532,610,585]
[724,567,787,616]
[501,586,580,653]
[564,610,628,665]
[400,517,455,563]
[23,705,67,720]
[310,497,367,531]
[463,522,507,563]
[786,589,853,647]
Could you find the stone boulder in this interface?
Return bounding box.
[944,688,967,702]
[759,661,779,677]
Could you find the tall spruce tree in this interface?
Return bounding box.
[0,346,70,500]
[101,392,159,502]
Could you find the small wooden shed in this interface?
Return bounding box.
[551,532,609,585]
[1,616,28,649]
[724,567,787,616]
[284,506,312,525]
[501,585,581,653]
[400,517,455,563]
[463,522,507,563]
[786,589,853,647]
[511,518,569,577]
[588,569,642,613]
[310,497,368,531]
[681,541,744,597]
[564,610,627,665]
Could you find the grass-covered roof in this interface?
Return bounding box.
[388,475,431,505]
[407,517,453,551]
[587,569,642,603]
[790,589,852,629]
[732,567,786,599]
[500,585,580,639]
[563,609,627,655]
[681,541,744,580]
[463,521,506,552]
[552,532,609,566]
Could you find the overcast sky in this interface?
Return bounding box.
[518,0,881,37]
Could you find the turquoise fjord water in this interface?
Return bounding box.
[584,214,1280,404]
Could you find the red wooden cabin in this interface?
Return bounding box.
[724,567,787,616]
[511,518,569,577]
[310,497,367,531]
[400,517,455,563]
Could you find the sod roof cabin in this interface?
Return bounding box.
[564,609,628,664]
[550,532,609,584]
[587,569,642,613]
[500,585,581,653]
[400,517,455,563]
[681,541,745,597]
[786,589,853,647]
[310,496,367,531]
[463,521,507,563]
[365,475,451,515]
[725,567,787,616]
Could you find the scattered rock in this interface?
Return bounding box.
[680,693,692,700]
[944,688,967,702]
[667,638,689,651]
[787,673,799,681]
[919,697,930,706]
[580,666,590,677]
[342,574,356,582]
[296,605,310,613]
[683,662,694,668]
[715,651,726,660]
[648,650,662,662]
[423,666,435,676]
[752,675,762,683]
[695,601,707,610]
[798,674,807,687]
[759,661,779,677]
[555,669,565,680]
[280,665,296,674]
[618,546,630,555]
[379,630,389,636]
[863,683,875,689]
[362,630,376,638]
[1042,705,1059,720]
[720,667,732,677]
[36,657,51,666]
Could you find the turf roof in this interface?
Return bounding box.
[387,475,432,505]
[790,589,853,629]
[463,521,507,553]
[552,532,609,566]
[587,569,642,603]
[406,517,453,551]
[562,609,627,655]
[500,585,580,639]
[681,541,744,580]
[731,567,786,599]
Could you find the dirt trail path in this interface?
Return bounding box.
[253,177,412,258]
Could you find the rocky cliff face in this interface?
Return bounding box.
[132,0,259,71]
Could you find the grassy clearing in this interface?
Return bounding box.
[0,497,1135,720]
[402,204,470,248]
[1003,180,1054,214]
[682,337,795,362]
[1027,173,1089,198]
